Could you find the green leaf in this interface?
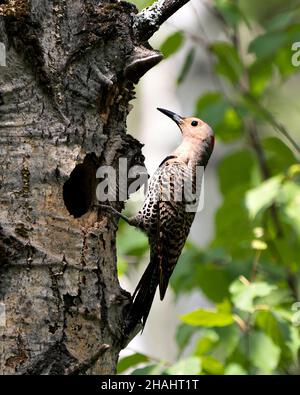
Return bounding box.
[248,24,300,77]
[171,244,232,302]
[181,308,234,327]
[194,329,219,356]
[249,331,281,373]
[219,107,243,142]
[210,41,244,83]
[117,353,149,374]
[288,164,300,178]
[218,149,255,195]
[255,311,283,346]
[195,92,242,142]
[278,181,300,236]
[275,45,300,77]
[177,47,195,85]
[224,363,247,375]
[230,279,276,312]
[196,92,227,125]
[248,60,273,97]
[262,137,296,175]
[284,324,300,362]
[201,356,224,375]
[258,287,292,307]
[160,31,184,59]
[291,303,300,328]
[273,234,300,269]
[217,299,232,314]
[170,244,204,294]
[249,31,288,60]
[166,357,201,375]
[213,186,253,258]
[245,175,284,219]
[255,309,300,363]
[226,336,249,370]
[240,93,270,121]
[265,9,298,31]
[214,0,251,28]
[196,264,232,303]
[214,325,241,359]
[175,324,198,353]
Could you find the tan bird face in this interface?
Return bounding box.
[157,108,215,150]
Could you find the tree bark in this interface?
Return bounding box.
[0,0,189,375]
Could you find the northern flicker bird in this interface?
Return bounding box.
[102,108,214,332]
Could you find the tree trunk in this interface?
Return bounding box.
[0,0,189,375]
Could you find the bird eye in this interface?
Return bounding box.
[191,120,198,127]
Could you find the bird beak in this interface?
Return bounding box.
[157,108,184,125]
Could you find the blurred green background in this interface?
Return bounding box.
[117,0,300,375]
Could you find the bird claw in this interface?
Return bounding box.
[96,203,133,225]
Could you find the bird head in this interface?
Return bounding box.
[157,108,215,151]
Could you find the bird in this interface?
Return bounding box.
[101,108,215,332]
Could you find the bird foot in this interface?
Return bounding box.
[96,203,130,222]
[96,203,138,227]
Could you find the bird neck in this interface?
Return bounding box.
[172,137,212,169]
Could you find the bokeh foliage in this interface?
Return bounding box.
[119,0,300,374]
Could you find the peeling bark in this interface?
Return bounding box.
[0,0,190,375]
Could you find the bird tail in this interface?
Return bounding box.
[126,257,159,332]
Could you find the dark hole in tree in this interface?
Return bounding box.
[63,153,99,218]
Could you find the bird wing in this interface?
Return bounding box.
[153,160,196,300]
[128,159,197,329]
